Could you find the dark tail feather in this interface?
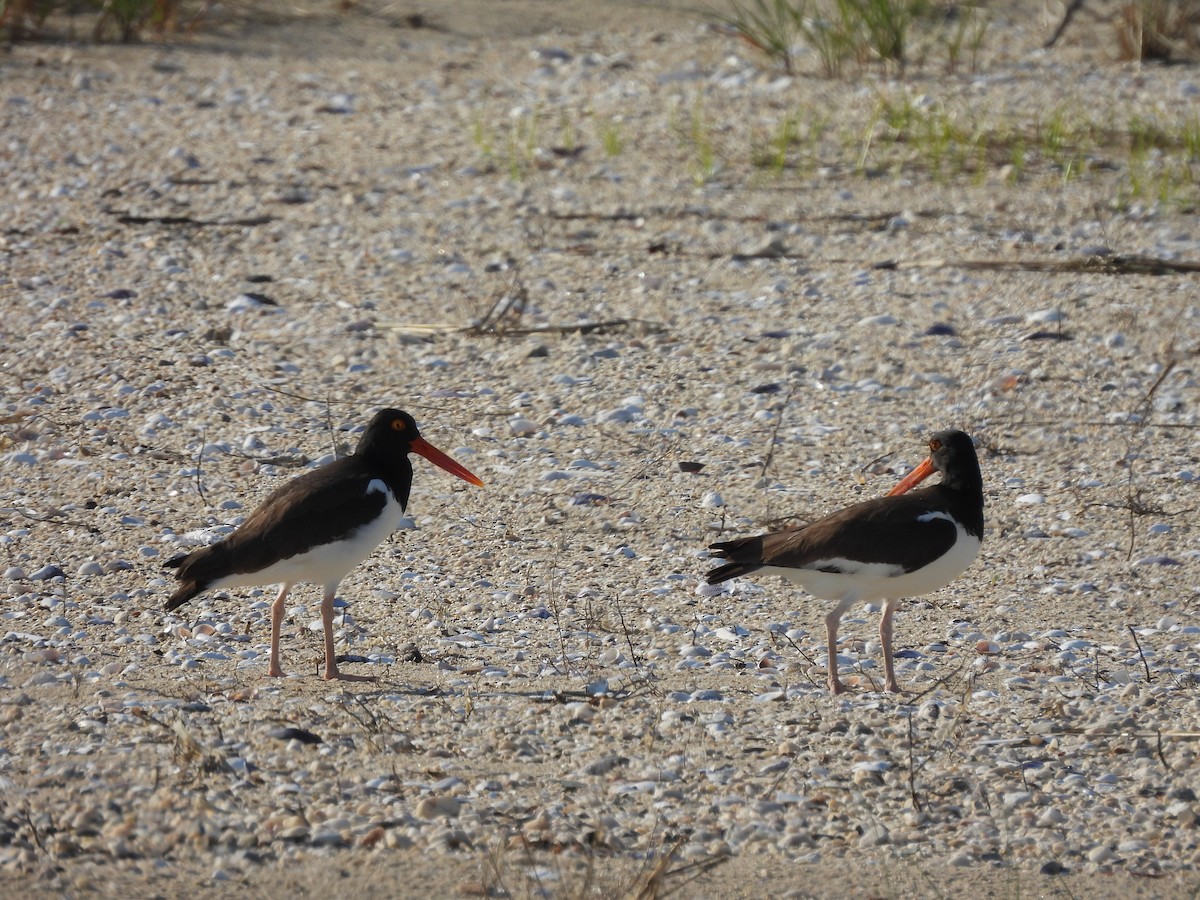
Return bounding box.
[706,561,763,585]
[162,546,218,612]
[165,581,205,612]
[706,537,766,585]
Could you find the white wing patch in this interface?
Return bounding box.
[365,478,388,496]
[761,521,981,603]
[805,558,904,578]
[917,510,956,524]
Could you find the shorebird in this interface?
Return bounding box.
[164,408,483,681]
[706,430,983,694]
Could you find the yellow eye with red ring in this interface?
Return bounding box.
[391,418,407,432]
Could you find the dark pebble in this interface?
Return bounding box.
[570,493,610,506]
[268,727,323,745]
[1022,330,1073,341]
[925,322,957,336]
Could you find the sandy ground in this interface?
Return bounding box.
[2,0,1200,897]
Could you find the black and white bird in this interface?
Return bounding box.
[164,408,483,681]
[706,430,983,695]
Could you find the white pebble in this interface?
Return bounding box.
[1027,308,1065,324]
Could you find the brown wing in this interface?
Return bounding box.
[707,489,960,583]
[167,457,390,599]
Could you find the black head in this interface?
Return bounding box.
[888,429,982,498]
[927,430,982,493]
[356,408,422,459]
[354,408,483,490]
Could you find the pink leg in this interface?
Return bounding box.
[824,596,857,694]
[879,597,906,693]
[321,588,375,682]
[267,583,292,677]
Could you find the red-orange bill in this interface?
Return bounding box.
[411,437,485,487]
[887,457,934,496]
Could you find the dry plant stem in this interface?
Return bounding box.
[758,382,796,481]
[108,209,275,227]
[907,709,922,812]
[1044,0,1090,48]
[610,596,644,672]
[1127,624,1153,683]
[1157,730,1174,771]
[194,427,208,505]
[1122,351,1179,559]
[873,253,1200,275]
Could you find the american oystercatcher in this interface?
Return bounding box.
[706,430,983,695]
[164,409,484,681]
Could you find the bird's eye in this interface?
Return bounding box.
[391,418,407,432]
[930,439,942,451]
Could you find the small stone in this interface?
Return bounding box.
[1027,308,1065,324]
[508,417,538,436]
[1037,807,1067,827]
[415,796,461,820]
[278,824,310,842]
[924,322,957,336]
[859,824,889,847]
[1086,844,1114,864]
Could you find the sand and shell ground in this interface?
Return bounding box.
[1,1,1199,896]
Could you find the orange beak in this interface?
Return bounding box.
[410,437,485,487]
[887,457,935,496]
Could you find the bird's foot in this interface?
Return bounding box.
[267,666,286,678]
[828,678,848,695]
[884,679,909,695]
[324,669,378,683]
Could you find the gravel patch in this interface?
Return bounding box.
[1,1,1198,896]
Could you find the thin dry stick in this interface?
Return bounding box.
[759,382,796,480]
[907,709,922,812]
[1132,354,1179,420]
[324,394,337,460]
[20,805,46,854]
[1156,730,1174,772]
[194,428,208,506]
[1127,624,1153,683]
[8,507,98,531]
[1122,352,1179,559]
[1045,0,1092,48]
[258,382,330,405]
[611,595,645,672]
